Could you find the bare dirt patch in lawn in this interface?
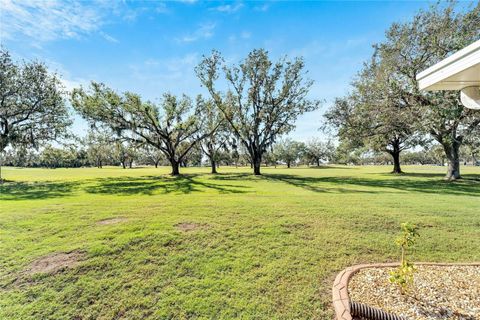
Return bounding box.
[175,222,207,232]
[25,251,84,275]
[97,217,128,225]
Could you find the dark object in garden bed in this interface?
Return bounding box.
[349,301,405,320]
[332,263,480,320]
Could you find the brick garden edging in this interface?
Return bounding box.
[332,262,480,320]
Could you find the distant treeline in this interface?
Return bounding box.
[3,138,478,169]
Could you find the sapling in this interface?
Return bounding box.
[389,222,420,294]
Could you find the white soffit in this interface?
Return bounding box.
[416,39,480,91]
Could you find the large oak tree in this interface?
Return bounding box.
[0,49,71,181]
[325,56,422,174]
[196,49,320,175]
[197,97,229,174]
[326,2,480,178]
[72,82,215,175]
[376,2,480,180]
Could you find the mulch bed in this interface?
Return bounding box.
[348,265,480,319]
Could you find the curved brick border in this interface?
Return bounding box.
[332,262,480,320]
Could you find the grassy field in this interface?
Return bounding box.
[0,165,479,319]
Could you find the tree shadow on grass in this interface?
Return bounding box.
[304,165,356,170]
[263,174,330,193]
[401,171,480,180]
[84,174,251,196]
[210,173,253,181]
[263,173,480,196]
[0,181,77,200]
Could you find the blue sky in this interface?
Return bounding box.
[0,0,454,141]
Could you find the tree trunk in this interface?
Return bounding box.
[388,140,403,174]
[211,159,217,174]
[316,159,320,167]
[287,161,291,168]
[0,149,3,183]
[253,162,261,175]
[443,141,461,180]
[154,160,159,168]
[391,151,402,174]
[122,161,126,169]
[129,160,133,169]
[170,159,180,175]
[253,154,262,175]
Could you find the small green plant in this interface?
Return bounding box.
[389,222,420,294]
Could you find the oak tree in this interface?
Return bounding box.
[72,82,214,175]
[376,2,480,179]
[197,49,320,175]
[325,56,422,174]
[0,49,71,181]
[197,97,229,173]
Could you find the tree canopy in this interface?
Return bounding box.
[0,49,71,181]
[375,2,480,179]
[304,138,333,167]
[197,97,229,174]
[325,54,422,173]
[273,138,305,168]
[71,82,214,175]
[325,2,480,178]
[196,49,320,175]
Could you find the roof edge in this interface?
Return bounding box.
[416,39,480,81]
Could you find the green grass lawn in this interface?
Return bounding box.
[0,165,479,319]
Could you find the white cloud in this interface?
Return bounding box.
[38,57,89,93]
[121,5,169,22]
[99,31,119,43]
[127,53,204,99]
[254,4,269,12]
[61,77,90,93]
[155,2,169,13]
[290,38,368,59]
[228,31,251,43]
[141,53,199,74]
[0,0,106,42]
[240,31,251,39]
[122,9,139,22]
[0,0,166,44]
[212,3,243,13]
[177,23,216,43]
